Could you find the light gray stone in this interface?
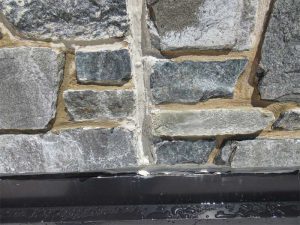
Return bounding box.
[152,108,275,137]
[76,49,131,85]
[147,0,259,51]
[149,59,248,104]
[258,0,300,102]
[0,128,138,174]
[222,139,300,168]
[63,90,135,121]
[155,140,216,165]
[0,47,64,130]
[0,0,128,41]
[273,108,300,130]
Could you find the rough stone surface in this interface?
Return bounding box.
[76,49,131,85]
[273,108,300,131]
[0,128,138,174]
[258,0,300,102]
[155,140,216,165]
[0,0,128,41]
[64,90,135,121]
[0,47,64,130]
[152,108,274,137]
[222,139,300,168]
[147,0,259,51]
[150,59,248,104]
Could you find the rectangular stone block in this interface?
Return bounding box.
[152,108,274,137]
[258,0,300,102]
[147,0,259,51]
[155,140,216,165]
[0,47,64,130]
[222,139,300,168]
[148,58,248,104]
[63,90,135,121]
[0,0,129,41]
[76,49,132,85]
[0,128,138,174]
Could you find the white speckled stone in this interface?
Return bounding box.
[222,139,300,168]
[0,128,138,174]
[258,0,300,102]
[273,108,300,130]
[63,90,135,121]
[0,0,129,41]
[0,47,64,130]
[147,0,258,51]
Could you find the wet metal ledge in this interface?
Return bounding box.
[0,169,299,224]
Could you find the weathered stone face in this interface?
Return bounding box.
[63,90,135,121]
[152,108,275,137]
[0,128,138,174]
[0,47,64,130]
[222,139,300,168]
[258,0,300,102]
[149,59,248,104]
[0,0,129,41]
[273,108,300,131]
[147,0,259,51]
[76,49,132,85]
[155,140,216,165]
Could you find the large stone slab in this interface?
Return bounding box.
[76,49,132,85]
[0,128,138,174]
[149,59,248,104]
[147,0,259,51]
[152,108,274,137]
[0,0,129,41]
[222,139,300,168]
[63,90,135,121]
[155,140,216,165]
[0,47,64,130]
[258,0,300,102]
[273,108,300,130]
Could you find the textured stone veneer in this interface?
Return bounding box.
[0,0,299,175]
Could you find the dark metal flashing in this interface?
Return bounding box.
[1,169,300,224]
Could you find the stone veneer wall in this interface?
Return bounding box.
[0,0,299,175]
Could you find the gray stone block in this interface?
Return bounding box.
[273,108,300,130]
[0,47,64,130]
[152,108,275,137]
[0,0,128,41]
[63,90,135,121]
[0,128,138,174]
[222,139,300,168]
[147,0,258,51]
[155,140,216,165]
[258,0,300,102]
[76,49,132,85]
[149,59,248,104]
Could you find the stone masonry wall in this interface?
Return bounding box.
[0,0,299,175]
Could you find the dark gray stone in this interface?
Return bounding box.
[63,90,135,121]
[152,108,275,137]
[149,59,248,104]
[76,49,131,85]
[222,139,300,168]
[155,140,216,165]
[258,0,300,102]
[273,108,300,130]
[0,0,128,41]
[147,0,258,51]
[0,128,138,174]
[0,47,64,130]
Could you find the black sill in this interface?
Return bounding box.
[0,169,299,224]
